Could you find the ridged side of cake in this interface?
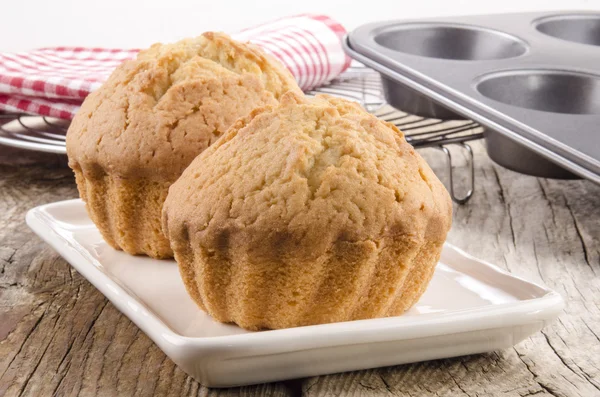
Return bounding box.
[73,167,173,259]
[171,232,443,330]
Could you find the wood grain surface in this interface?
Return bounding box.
[1,141,599,397]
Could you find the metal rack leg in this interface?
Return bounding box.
[435,143,475,204]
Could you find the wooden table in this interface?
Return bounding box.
[1,142,599,397]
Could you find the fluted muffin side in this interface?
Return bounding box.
[170,232,444,330]
[73,167,173,258]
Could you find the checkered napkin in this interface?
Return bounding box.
[0,14,351,120]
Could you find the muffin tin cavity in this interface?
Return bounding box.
[484,131,578,179]
[381,75,463,119]
[476,70,600,115]
[535,15,600,46]
[374,24,527,60]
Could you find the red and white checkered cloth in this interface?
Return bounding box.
[0,14,351,120]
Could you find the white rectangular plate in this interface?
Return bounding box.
[27,199,564,388]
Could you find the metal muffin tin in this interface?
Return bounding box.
[345,11,600,182]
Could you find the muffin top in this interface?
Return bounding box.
[163,92,452,261]
[66,32,301,181]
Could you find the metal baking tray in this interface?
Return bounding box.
[345,11,600,182]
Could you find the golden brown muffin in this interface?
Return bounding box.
[66,32,301,259]
[162,92,452,330]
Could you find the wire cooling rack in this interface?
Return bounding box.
[0,65,483,203]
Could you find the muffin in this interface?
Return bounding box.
[66,32,301,259]
[162,92,452,330]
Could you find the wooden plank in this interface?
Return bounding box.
[1,141,599,397]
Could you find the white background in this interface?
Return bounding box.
[1,0,598,51]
